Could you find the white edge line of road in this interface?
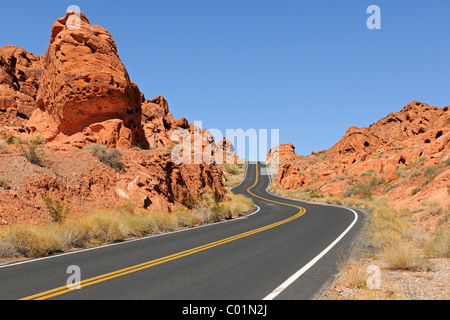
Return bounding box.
[0,163,259,270]
[263,208,358,300]
[261,162,360,300]
[229,161,249,192]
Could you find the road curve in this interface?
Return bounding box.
[0,162,364,300]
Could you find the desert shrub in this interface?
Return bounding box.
[58,218,97,249]
[395,167,408,178]
[224,164,239,175]
[360,169,376,177]
[0,191,254,259]
[20,140,42,165]
[3,134,23,145]
[6,224,64,258]
[86,210,131,242]
[409,168,422,178]
[0,140,9,154]
[383,181,402,194]
[0,176,10,190]
[308,188,323,199]
[193,202,214,224]
[89,144,124,171]
[173,207,198,228]
[424,165,437,181]
[224,175,241,187]
[344,183,373,200]
[441,157,450,168]
[338,258,369,289]
[222,192,254,217]
[423,199,443,216]
[424,225,450,258]
[368,177,386,188]
[379,242,425,270]
[367,206,410,249]
[412,186,422,195]
[41,194,71,222]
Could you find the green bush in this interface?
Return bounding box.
[20,141,42,165]
[424,165,437,179]
[41,194,71,223]
[89,144,124,171]
[369,177,386,188]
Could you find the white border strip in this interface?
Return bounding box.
[263,208,358,300]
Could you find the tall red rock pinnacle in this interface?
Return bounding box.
[27,9,147,148]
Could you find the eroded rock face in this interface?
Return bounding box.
[266,143,299,165]
[0,46,43,127]
[0,10,236,225]
[27,11,146,147]
[271,101,450,213]
[0,149,226,225]
[141,96,190,149]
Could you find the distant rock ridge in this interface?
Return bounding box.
[269,100,450,216]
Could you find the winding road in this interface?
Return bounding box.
[0,162,364,300]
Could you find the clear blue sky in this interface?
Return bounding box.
[1,1,449,159]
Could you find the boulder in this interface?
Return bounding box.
[26,11,146,147]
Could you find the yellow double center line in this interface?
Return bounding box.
[22,163,306,300]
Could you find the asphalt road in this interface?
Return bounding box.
[0,162,364,300]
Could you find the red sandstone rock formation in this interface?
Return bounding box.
[26,11,146,149]
[0,46,43,128]
[270,101,450,213]
[267,143,300,165]
[0,10,236,225]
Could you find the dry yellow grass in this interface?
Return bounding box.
[0,192,254,260]
[268,183,438,268]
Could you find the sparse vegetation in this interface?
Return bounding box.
[88,144,124,171]
[19,136,46,165]
[0,191,254,259]
[395,166,408,178]
[223,163,247,188]
[408,168,421,178]
[424,165,437,179]
[0,133,23,145]
[441,157,450,168]
[0,176,11,190]
[268,183,445,275]
[344,183,373,200]
[424,222,450,258]
[41,194,71,223]
[0,140,9,154]
[360,169,376,177]
[412,186,422,195]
